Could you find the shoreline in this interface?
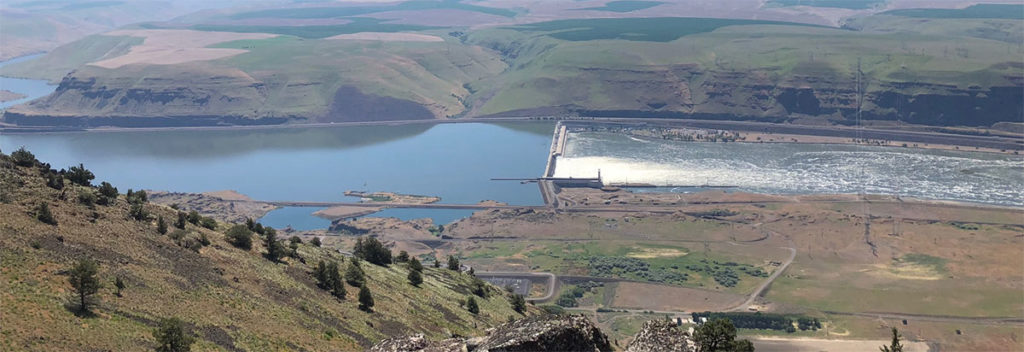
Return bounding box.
[2,116,1021,153]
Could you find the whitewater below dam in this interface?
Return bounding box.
[554,131,1024,207]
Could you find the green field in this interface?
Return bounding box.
[228,1,518,20]
[579,1,664,13]
[884,4,1024,19]
[194,18,440,39]
[465,241,771,293]
[511,17,825,42]
[766,0,885,10]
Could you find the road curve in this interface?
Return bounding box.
[476,271,558,302]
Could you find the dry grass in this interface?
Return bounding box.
[326,32,444,42]
[0,154,534,351]
[611,282,745,312]
[88,29,276,69]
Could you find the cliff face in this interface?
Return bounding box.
[489,69,1023,128]
[4,65,291,127]
[4,58,1020,128]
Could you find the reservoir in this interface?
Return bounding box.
[0,123,556,228]
[0,54,58,110]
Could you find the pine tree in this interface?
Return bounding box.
[310,237,322,247]
[263,226,283,262]
[175,212,187,229]
[329,264,346,299]
[880,327,904,352]
[68,258,100,313]
[157,215,168,235]
[396,250,410,262]
[358,285,374,312]
[408,269,423,287]
[466,296,479,314]
[225,224,253,250]
[12,147,36,166]
[36,202,56,225]
[345,260,365,287]
[433,258,441,268]
[115,276,125,297]
[511,293,526,314]
[153,317,195,352]
[314,260,329,288]
[66,163,95,186]
[408,257,423,272]
[447,255,460,271]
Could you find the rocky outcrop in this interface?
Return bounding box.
[624,320,690,352]
[369,334,468,352]
[370,315,613,352]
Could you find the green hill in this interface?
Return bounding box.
[0,148,533,350]
[2,8,1021,128]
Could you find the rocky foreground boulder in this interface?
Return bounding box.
[624,320,691,352]
[370,315,613,352]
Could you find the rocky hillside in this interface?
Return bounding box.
[370,316,695,352]
[0,149,534,350]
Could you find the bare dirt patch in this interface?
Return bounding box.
[626,247,688,259]
[0,89,27,103]
[313,206,382,219]
[148,190,277,223]
[88,29,276,69]
[326,32,444,42]
[747,337,929,352]
[611,282,744,312]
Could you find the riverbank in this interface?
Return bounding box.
[3,117,1021,152]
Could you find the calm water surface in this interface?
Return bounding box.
[1,123,555,227]
[0,54,57,110]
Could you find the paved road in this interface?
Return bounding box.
[476,271,558,302]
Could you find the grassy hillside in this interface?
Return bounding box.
[4,8,1021,127]
[0,149,533,350]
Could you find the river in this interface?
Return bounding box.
[0,123,556,229]
[554,131,1024,207]
[0,54,58,110]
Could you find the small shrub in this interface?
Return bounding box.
[153,317,195,352]
[224,225,252,250]
[12,147,36,167]
[36,202,57,225]
[129,204,148,221]
[126,189,147,204]
[157,216,168,235]
[358,285,374,312]
[169,229,187,242]
[45,172,64,190]
[78,190,97,206]
[345,260,366,287]
[199,216,217,230]
[175,212,187,229]
[407,268,423,287]
[66,164,95,186]
[466,296,479,314]
[310,237,322,247]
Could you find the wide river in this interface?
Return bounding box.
[1,123,556,229]
[555,131,1024,207]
